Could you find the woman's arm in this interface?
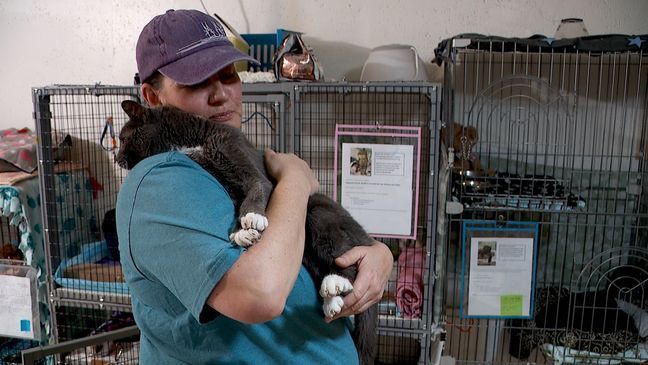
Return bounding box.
[325,240,394,323]
[207,149,319,323]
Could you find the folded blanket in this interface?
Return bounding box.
[541,342,648,365]
[0,128,38,173]
[0,128,71,174]
[62,262,124,283]
[0,161,85,186]
[396,247,426,319]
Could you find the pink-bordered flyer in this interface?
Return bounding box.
[334,124,422,239]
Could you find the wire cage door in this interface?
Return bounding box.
[293,82,441,364]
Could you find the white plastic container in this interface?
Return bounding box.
[554,18,589,39]
[360,44,429,82]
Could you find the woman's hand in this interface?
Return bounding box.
[325,240,394,322]
[264,148,319,195]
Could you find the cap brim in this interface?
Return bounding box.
[158,45,260,85]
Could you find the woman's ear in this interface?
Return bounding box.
[141,83,162,107]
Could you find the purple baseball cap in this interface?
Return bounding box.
[136,9,259,85]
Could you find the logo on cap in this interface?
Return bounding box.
[177,20,227,55]
[202,21,225,38]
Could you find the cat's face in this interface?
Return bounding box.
[116,100,162,170]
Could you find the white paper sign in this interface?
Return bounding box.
[0,270,38,339]
[466,237,534,317]
[340,143,414,236]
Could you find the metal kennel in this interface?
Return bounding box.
[30,81,444,363]
[33,85,140,345]
[436,34,648,364]
[31,84,287,349]
[292,83,442,364]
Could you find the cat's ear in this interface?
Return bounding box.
[121,100,146,121]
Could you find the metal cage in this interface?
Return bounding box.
[437,34,648,364]
[293,83,441,364]
[33,85,140,345]
[31,84,289,347]
[31,82,442,363]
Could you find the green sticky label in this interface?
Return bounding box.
[500,294,523,316]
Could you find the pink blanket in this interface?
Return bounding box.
[0,128,70,173]
[0,128,38,173]
[396,247,426,319]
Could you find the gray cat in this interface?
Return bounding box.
[117,100,377,365]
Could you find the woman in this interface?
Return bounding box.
[117,9,393,364]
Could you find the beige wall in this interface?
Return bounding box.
[1,0,647,130]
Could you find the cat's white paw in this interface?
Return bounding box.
[319,274,353,298]
[229,229,261,248]
[322,295,344,318]
[240,213,268,232]
[229,214,267,248]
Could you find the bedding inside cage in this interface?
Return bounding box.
[54,240,128,294]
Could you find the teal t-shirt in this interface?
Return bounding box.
[116,152,358,364]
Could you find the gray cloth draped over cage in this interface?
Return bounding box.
[433,33,648,65]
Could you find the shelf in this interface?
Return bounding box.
[52,287,131,311]
[378,314,426,332]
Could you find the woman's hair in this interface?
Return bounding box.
[143,71,164,90]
